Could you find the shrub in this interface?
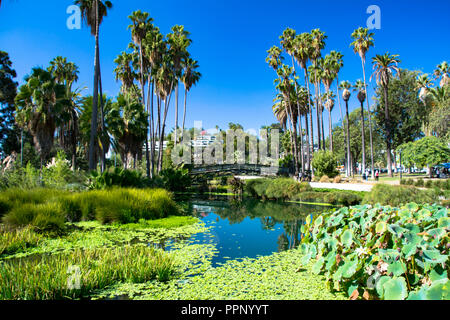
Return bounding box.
[363,184,439,206]
[425,180,433,188]
[299,203,449,300]
[159,166,191,192]
[311,150,339,178]
[2,203,65,232]
[245,178,311,200]
[333,176,342,184]
[89,168,151,190]
[415,178,424,187]
[319,175,330,183]
[405,179,414,186]
[400,178,406,185]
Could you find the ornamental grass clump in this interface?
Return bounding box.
[0,245,175,300]
[299,203,449,300]
[363,184,439,207]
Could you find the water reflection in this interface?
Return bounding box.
[174,195,332,266]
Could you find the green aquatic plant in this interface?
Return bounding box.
[0,245,175,300]
[299,203,449,300]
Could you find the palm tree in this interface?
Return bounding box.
[434,61,449,87]
[339,80,352,177]
[109,93,148,169]
[293,33,314,170]
[181,57,201,134]
[48,56,81,170]
[323,91,335,151]
[322,54,338,151]
[167,25,192,147]
[371,52,401,177]
[328,51,346,150]
[353,79,367,174]
[15,68,68,170]
[75,0,112,171]
[310,29,327,150]
[351,27,375,178]
[128,10,153,177]
[114,52,138,94]
[280,28,302,174]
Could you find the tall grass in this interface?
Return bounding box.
[363,184,440,206]
[0,245,175,300]
[0,225,43,256]
[1,188,181,231]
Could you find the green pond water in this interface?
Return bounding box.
[169,195,333,266]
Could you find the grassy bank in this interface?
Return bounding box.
[0,188,180,232]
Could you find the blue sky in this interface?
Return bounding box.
[1,0,449,134]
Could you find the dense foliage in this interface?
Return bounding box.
[363,184,441,207]
[299,203,449,300]
[0,188,180,231]
[311,150,339,178]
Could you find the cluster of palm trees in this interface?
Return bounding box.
[267,26,409,178]
[114,10,201,178]
[14,2,201,177]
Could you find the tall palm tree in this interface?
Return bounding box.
[434,61,449,87]
[371,52,401,177]
[310,29,327,150]
[280,28,302,173]
[293,33,314,170]
[351,27,375,178]
[181,57,201,134]
[339,80,352,177]
[322,54,337,151]
[323,91,335,151]
[114,51,138,94]
[353,79,367,174]
[15,68,68,169]
[128,10,153,177]
[75,0,112,171]
[168,25,192,147]
[48,56,81,169]
[328,51,346,149]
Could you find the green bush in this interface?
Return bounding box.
[425,180,433,188]
[363,184,439,206]
[400,178,406,185]
[159,166,191,192]
[245,178,311,200]
[2,203,65,232]
[299,203,449,300]
[89,168,153,190]
[415,178,424,187]
[0,188,180,228]
[311,150,339,178]
[405,179,414,186]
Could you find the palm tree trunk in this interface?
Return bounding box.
[328,108,333,151]
[298,115,304,172]
[145,74,151,178]
[98,56,105,173]
[303,68,314,171]
[174,82,179,147]
[313,73,321,150]
[384,86,393,177]
[335,75,346,152]
[290,56,303,173]
[88,0,100,171]
[345,100,351,177]
[304,112,311,171]
[362,60,375,179]
[182,87,188,134]
[360,101,366,176]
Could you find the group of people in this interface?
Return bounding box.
[362,170,380,181]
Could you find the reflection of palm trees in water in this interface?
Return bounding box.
[282,219,304,250]
[261,217,276,230]
[277,233,289,252]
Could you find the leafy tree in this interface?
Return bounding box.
[0,51,19,158]
[400,136,450,177]
[311,149,338,178]
[374,69,428,164]
[372,52,401,177]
